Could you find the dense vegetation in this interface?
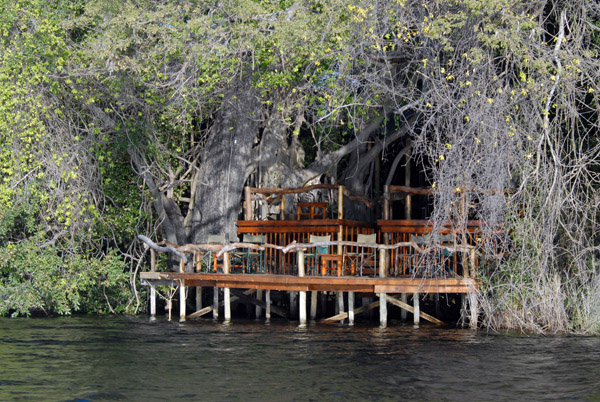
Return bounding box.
[0,0,599,334]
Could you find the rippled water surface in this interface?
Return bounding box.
[1,316,600,401]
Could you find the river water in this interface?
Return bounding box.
[1,316,599,401]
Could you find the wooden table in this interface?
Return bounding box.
[320,254,344,276]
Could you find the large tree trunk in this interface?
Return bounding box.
[191,87,260,243]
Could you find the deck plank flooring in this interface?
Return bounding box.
[140,272,475,293]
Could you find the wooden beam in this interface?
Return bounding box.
[385,294,445,326]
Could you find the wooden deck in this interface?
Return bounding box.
[138,217,487,328]
[140,271,476,294]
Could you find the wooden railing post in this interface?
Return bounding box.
[337,188,345,326]
[195,252,202,313]
[298,250,307,326]
[383,185,390,221]
[244,186,253,221]
[337,185,344,255]
[404,155,412,220]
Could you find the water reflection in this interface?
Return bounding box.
[1,316,600,401]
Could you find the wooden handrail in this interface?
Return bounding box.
[138,236,475,259]
[247,185,374,208]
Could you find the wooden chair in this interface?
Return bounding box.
[409,233,455,277]
[344,233,377,276]
[197,234,226,273]
[297,202,327,220]
[232,234,266,273]
[305,234,330,275]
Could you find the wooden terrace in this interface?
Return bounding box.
[139,185,486,328]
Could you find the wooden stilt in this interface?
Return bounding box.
[179,259,186,322]
[223,251,231,323]
[468,291,479,329]
[255,289,263,319]
[400,293,408,322]
[179,285,186,322]
[310,291,317,321]
[150,285,156,319]
[379,248,387,328]
[320,292,327,316]
[413,292,420,326]
[337,292,345,324]
[265,290,271,322]
[299,291,307,326]
[213,287,219,319]
[298,250,307,326]
[379,292,387,328]
[461,294,467,327]
[150,249,156,320]
[348,291,355,326]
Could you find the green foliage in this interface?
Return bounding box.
[0,234,131,317]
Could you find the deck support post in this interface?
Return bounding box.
[310,291,318,321]
[265,290,271,322]
[413,293,420,326]
[379,248,387,328]
[400,293,408,322]
[255,289,263,319]
[348,291,355,326]
[298,250,307,326]
[150,285,156,319]
[337,292,345,324]
[468,290,479,329]
[213,287,219,319]
[223,252,231,323]
[179,259,186,322]
[379,292,387,328]
[149,249,157,320]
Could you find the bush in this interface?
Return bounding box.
[0,234,132,317]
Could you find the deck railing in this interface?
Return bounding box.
[237,219,375,275]
[141,219,491,280]
[378,219,503,277]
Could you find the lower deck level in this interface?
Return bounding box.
[140,272,479,328]
[140,272,476,294]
